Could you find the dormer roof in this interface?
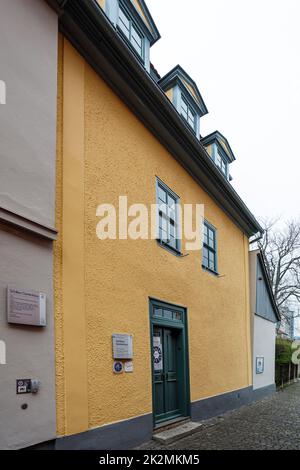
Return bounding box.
[201,131,236,163]
[129,0,160,45]
[158,65,208,117]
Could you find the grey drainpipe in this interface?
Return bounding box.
[249,231,263,245]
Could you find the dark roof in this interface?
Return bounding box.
[150,63,161,82]
[257,251,281,322]
[47,0,263,237]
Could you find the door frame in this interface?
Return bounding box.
[149,298,191,428]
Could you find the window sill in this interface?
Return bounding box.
[157,240,183,257]
[202,265,219,277]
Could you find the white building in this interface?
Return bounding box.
[249,250,280,394]
[0,0,58,449]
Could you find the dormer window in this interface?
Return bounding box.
[180,95,196,132]
[104,0,160,74]
[201,131,236,182]
[118,4,144,60]
[158,65,208,141]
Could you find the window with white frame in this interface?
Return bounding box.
[157,180,180,252]
[118,5,144,59]
[202,221,217,273]
[180,94,196,132]
[215,148,228,178]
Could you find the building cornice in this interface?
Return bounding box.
[0,207,57,241]
[47,0,262,237]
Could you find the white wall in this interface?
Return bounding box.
[0,0,57,449]
[253,315,276,390]
[0,0,57,228]
[0,227,56,449]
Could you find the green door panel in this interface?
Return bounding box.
[152,323,187,425]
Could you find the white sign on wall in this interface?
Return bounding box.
[7,287,46,327]
[124,361,134,373]
[256,356,264,374]
[112,334,133,359]
[153,336,163,371]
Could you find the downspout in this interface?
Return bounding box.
[249,231,263,245]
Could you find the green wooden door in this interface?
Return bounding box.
[153,326,184,424]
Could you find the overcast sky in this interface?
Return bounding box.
[147,0,299,222]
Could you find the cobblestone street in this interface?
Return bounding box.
[138,382,300,450]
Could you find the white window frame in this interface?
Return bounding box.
[117,3,145,61]
[156,178,181,254]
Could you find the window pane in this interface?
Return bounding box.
[209,251,215,270]
[169,223,176,238]
[118,9,130,39]
[169,236,176,249]
[131,37,142,56]
[203,247,209,267]
[158,186,167,202]
[208,229,214,248]
[160,228,168,242]
[181,98,188,113]
[154,308,163,318]
[167,193,176,208]
[132,26,142,45]
[163,310,173,320]
[159,202,167,216]
[181,96,197,131]
[131,25,143,57]
[173,311,182,321]
[188,114,195,129]
[181,109,188,120]
[204,225,208,245]
[160,215,167,232]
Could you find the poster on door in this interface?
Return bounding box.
[153,336,163,371]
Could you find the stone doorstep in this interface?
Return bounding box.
[153,421,202,445]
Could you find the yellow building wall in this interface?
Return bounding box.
[131,0,153,33]
[96,0,105,10]
[182,78,200,105]
[165,88,173,103]
[219,138,231,158]
[55,37,253,436]
[205,144,213,158]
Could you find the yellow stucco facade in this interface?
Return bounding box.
[55,36,252,437]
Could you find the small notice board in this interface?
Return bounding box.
[7,287,46,327]
[112,334,133,359]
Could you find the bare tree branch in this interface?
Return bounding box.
[257,217,300,335]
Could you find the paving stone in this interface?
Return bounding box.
[137,382,300,450]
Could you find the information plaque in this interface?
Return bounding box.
[7,287,46,327]
[112,334,133,359]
